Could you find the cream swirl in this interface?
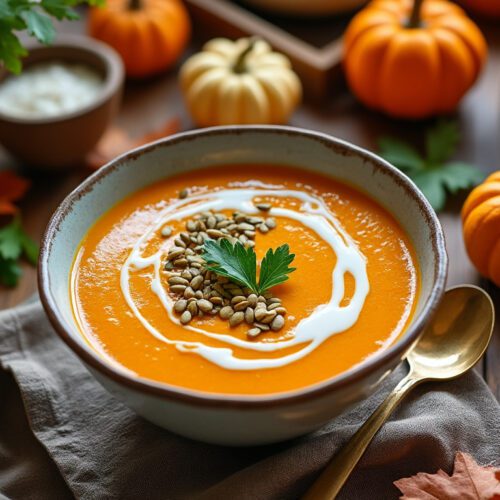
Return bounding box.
[120,189,369,370]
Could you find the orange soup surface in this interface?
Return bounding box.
[71,165,419,395]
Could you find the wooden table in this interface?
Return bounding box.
[1,15,498,401]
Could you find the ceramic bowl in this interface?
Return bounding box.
[39,126,447,446]
[0,35,124,169]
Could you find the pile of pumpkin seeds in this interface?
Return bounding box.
[162,200,286,339]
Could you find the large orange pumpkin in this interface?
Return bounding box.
[462,171,500,287]
[459,0,500,18]
[88,0,191,78]
[343,0,487,119]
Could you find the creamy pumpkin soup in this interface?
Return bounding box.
[71,165,418,395]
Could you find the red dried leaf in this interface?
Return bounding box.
[394,452,500,500]
[86,117,181,170]
[0,200,17,215]
[0,171,31,215]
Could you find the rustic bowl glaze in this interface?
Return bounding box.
[39,126,447,445]
[0,35,123,169]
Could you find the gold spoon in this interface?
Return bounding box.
[303,284,495,500]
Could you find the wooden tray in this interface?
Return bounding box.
[185,0,359,100]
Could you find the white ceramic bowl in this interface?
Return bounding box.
[39,126,447,446]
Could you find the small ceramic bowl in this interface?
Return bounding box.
[0,35,124,169]
[39,126,447,446]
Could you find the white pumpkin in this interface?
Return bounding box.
[180,37,302,126]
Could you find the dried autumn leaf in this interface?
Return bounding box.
[86,117,181,170]
[0,170,31,215]
[394,452,500,500]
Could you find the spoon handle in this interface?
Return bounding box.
[303,372,420,500]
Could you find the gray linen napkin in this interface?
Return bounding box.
[0,300,499,500]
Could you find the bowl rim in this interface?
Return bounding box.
[38,125,448,409]
[0,34,124,125]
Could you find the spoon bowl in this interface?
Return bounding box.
[304,284,495,500]
[409,285,495,381]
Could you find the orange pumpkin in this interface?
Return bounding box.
[459,0,500,18]
[343,0,487,119]
[462,171,500,287]
[88,0,191,78]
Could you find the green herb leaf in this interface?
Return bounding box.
[21,232,38,265]
[378,137,424,172]
[202,240,296,295]
[425,120,460,165]
[21,9,55,44]
[0,0,97,73]
[0,257,22,287]
[0,0,14,18]
[40,0,79,20]
[258,244,296,292]
[410,170,448,212]
[378,120,484,212]
[0,218,38,286]
[203,239,258,293]
[0,25,27,74]
[438,162,486,194]
[0,218,23,260]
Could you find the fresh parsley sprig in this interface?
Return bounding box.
[258,245,297,292]
[202,239,296,295]
[378,120,484,212]
[0,217,38,286]
[0,0,102,74]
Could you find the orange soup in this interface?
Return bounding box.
[71,165,419,395]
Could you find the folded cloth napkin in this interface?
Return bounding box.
[0,300,499,500]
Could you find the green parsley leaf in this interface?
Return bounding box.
[438,162,486,194]
[0,0,14,18]
[0,25,27,74]
[378,120,484,212]
[378,137,424,172]
[0,0,98,73]
[410,170,447,212]
[20,232,38,265]
[0,257,22,287]
[0,218,39,286]
[258,244,296,292]
[203,239,258,292]
[40,0,79,20]
[425,120,460,165]
[0,218,23,260]
[202,240,296,295]
[21,9,55,45]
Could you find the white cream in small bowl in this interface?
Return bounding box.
[0,36,124,168]
[0,61,104,120]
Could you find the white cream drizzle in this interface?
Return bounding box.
[120,189,370,370]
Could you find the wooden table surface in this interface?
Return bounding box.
[1,14,498,401]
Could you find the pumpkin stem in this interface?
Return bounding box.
[407,0,424,27]
[129,0,141,10]
[233,37,258,74]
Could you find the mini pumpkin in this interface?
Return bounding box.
[343,0,487,119]
[180,37,302,126]
[462,171,500,287]
[88,0,191,78]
